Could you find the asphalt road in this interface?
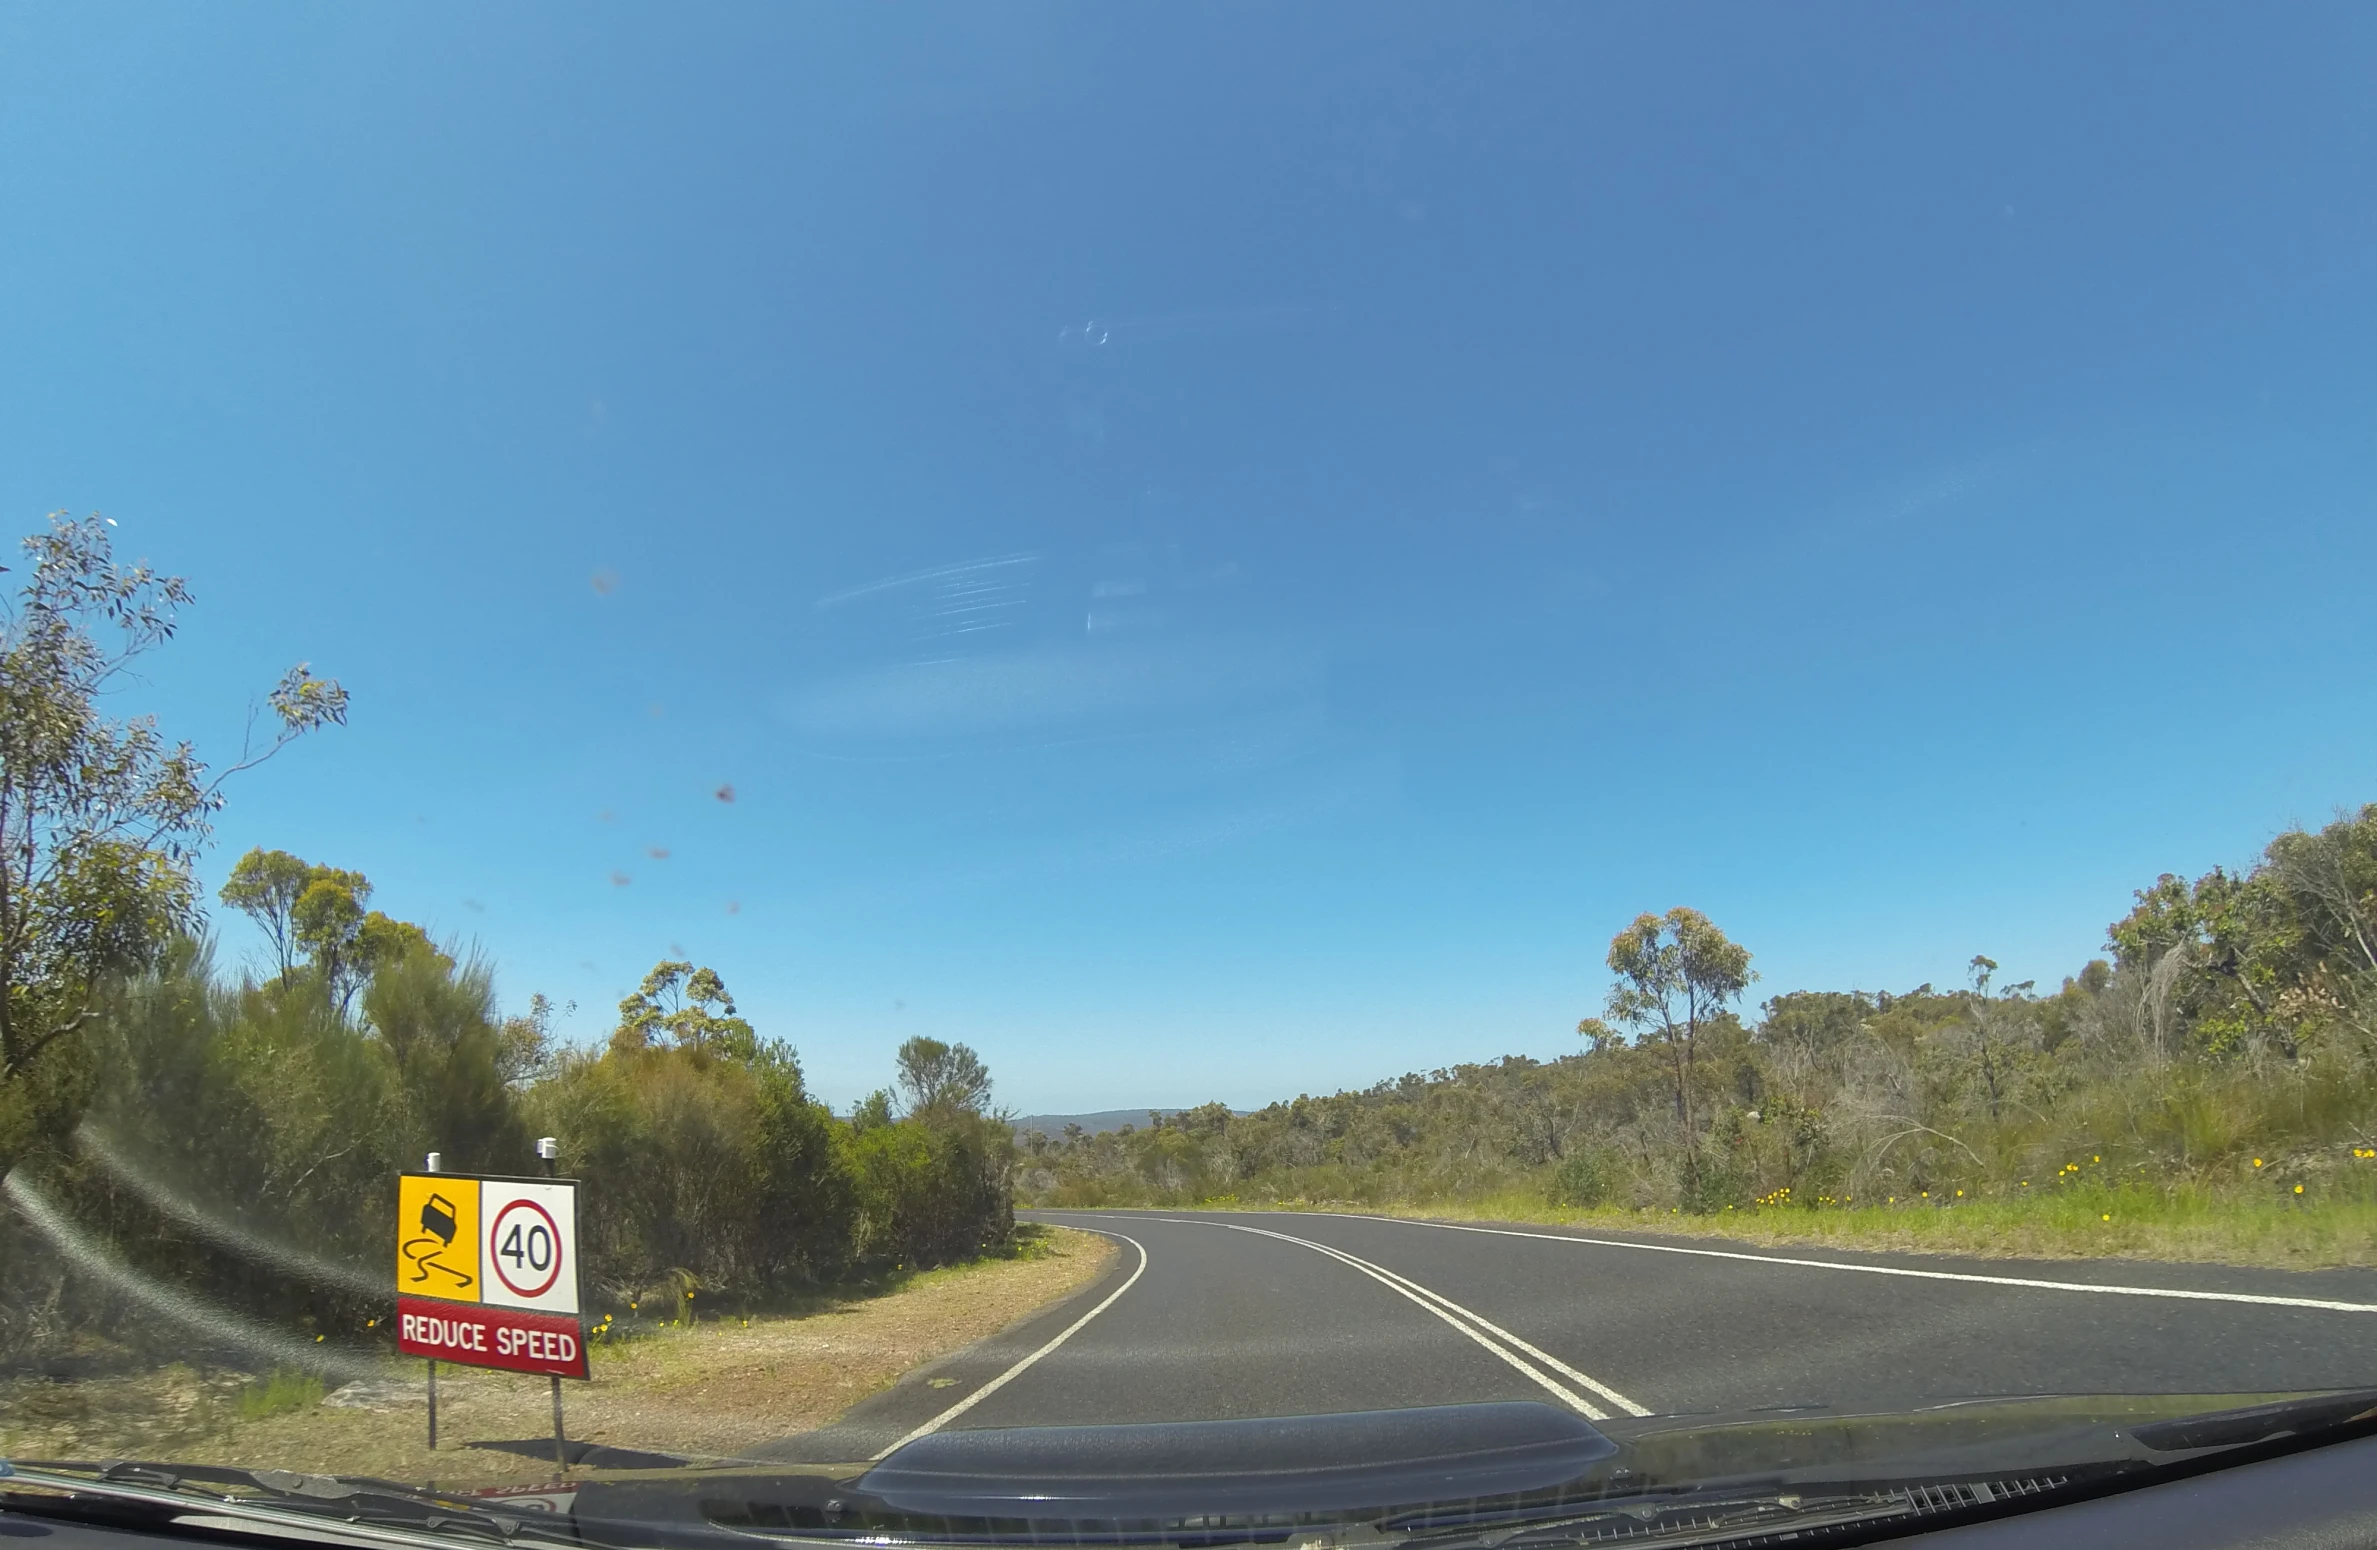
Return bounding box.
[775,1210,2377,1461]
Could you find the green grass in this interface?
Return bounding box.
[233,1366,325,1421]
[1227,1184,2377,1269]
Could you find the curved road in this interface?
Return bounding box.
[771,1210,2377,1461]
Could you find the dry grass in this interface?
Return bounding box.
[1246,1191,2377,1269]
[0,1226,1116,1487]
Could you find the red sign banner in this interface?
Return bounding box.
[396,1295,589,1379]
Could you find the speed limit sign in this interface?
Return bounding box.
[482,1181,578,1314]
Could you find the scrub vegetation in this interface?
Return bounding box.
[0,939,1016,1368]
[0,518,1015,1376]
[1021,810,2377,1268]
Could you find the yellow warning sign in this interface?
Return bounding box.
[397,1174,481,1302]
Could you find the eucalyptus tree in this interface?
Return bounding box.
[0,514,344,1163]
[1599,907,1755,1196]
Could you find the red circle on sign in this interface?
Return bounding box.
[488,1198,563,1299]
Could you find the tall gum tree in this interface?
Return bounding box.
[0,514,345,1163]
[1597,906,1755,1197]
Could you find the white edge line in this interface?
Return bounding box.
[1299,1212,2377,1315]
[1156,1216,1626,1422]
[869,1230,1150,1461]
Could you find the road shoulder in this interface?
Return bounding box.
[760,1223,1145,1461]
[0,1226,1119,1485]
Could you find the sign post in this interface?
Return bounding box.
[395,1162,586,1464]
[537,1137,565,1471]
[421,1153,442,1453]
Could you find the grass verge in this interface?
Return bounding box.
[0,1225,1116,1485]
[1208,1188,2377,1269]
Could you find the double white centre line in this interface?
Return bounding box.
[1157,1216,1649,1422]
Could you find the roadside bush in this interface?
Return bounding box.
[846,1115,1014,1268]
[533,1036,860,1300]
[1548,1151,1612,1208]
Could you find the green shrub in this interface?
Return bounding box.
[844,1115,1013,1269]
[1549,1151,1612,1208]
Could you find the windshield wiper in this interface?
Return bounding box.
[2,1460,580,1550]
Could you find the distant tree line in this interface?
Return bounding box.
[1022,807,2377,1215]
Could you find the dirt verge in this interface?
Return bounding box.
[0,1225,1116,1486]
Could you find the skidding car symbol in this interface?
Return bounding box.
[401,1192,473,1290]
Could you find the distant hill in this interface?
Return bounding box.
[1010,1108,1220,1137]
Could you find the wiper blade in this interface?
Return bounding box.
[2,1462,579,1549]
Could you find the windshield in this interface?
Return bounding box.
[5,5,2377,1544]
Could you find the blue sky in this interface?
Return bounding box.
[3,4,2372,1114]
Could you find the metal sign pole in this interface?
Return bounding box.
[537,1137,567,1473]
[423,1151,443,1452]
